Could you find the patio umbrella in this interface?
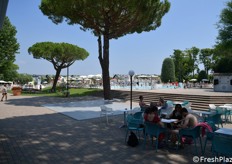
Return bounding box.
[189,79,197,82]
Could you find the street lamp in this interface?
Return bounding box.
[66,66,69,97]
[128,70,135,109]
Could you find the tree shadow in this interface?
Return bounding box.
[0,112,201,163]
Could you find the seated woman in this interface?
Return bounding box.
[143,106,165,146]
[167,104,182,129]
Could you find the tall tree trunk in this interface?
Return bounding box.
[51,67,62,92]
[98,35,111,100]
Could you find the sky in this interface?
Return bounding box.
[5,0,228,76]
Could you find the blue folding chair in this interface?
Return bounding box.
[133,111,143,122]
[125,115,144,143]
[205,113,223,128]
[178,126,203,155]
[143,121,166,152]
[203,121,218,155]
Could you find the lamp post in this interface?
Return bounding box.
[128,70,135,109]
[66,66,69,97]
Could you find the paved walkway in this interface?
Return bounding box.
[0,94,231,164]
[118,87,232,96]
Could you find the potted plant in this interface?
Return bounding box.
[11,86,22,96]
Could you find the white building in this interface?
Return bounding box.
[213,73,232,92]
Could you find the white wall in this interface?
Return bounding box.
[214,74,232,92]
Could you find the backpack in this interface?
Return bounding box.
[127,131,139,147]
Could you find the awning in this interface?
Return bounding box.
[0,80,7,83]
[189,79,197,82]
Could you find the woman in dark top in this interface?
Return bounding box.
[167,104,182,129]
[169,104,182,120]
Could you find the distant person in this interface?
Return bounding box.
[158,97,168,109]
[139,95,145,106]
[139,95,150,112]
[1,84,7,101]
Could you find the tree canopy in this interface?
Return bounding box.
[185,47,199,77]
[0,17,20,80]
[171,49,184,82]
[170,47,215,81]
[161,58,175,83]
[39,0,170,99]
[214,1,232,73]
[28,42,89,91]
[213,57,232,73]
[215,0,232,56]
[199,48,214,76]
[40,0,170,38]
[16,73,33,85]
[197,70,207,82]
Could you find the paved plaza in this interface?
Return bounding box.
[0,91,231,164]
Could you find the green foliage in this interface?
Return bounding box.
[161,58,175,83]
[199,48,214,76]
[28,42,89,91]
[28,42,89,66]
[215,1,232,57]
[214,1,232,73]
[21,87,102,97]
[0,62,19,81]
[15,74,33,85]
[39,0,170,99]
[40,0,170,38]
[185,47,200,77]
[170,47,216,81]
[197,70,207,82]
[213,56,232,73]
[170,49,196,82]
[0,17,20,80]
[170,49,184,82]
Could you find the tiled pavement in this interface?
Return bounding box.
[0,94,231,164]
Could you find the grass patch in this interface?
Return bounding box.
[19,87,103,97]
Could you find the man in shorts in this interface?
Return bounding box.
[1,84,7,101]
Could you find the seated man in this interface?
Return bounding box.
[178,107,198,129]
[170,108,198,146]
